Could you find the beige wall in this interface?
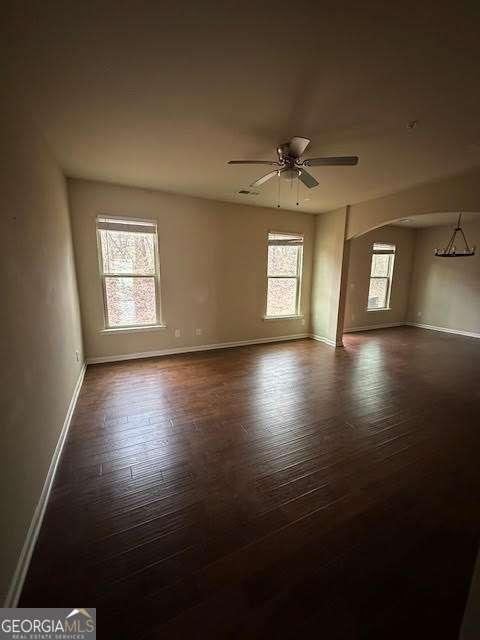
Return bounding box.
[407,221,480,334]
[68,179,315,360]
[0,95,84,602]
[310,208,348,345]
[347,169,480,239]
[343,226,416,331]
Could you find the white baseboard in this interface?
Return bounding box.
[4,362,87,608]
[343,322,406,333]
[87,333,311,364]
[310,333,343,348]
[406,322,480,339]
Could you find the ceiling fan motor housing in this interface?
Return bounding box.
[278,143,290,159]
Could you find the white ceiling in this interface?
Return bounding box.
[2,1,480,213]
[392,212,480,228]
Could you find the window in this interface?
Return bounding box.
[266,232,303,318]
[96,216,162,329]
[367,242,395,310]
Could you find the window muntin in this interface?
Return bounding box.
[266,232,303,317]
[367,242,395,310]
[97,217,162,328]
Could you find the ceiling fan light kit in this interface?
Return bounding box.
[227,136,359,206]
[434,213,476,257]
[280,167,301,182]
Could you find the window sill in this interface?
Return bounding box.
[101,324,167,335]
[262,315,304,321]
[366,308,391,312]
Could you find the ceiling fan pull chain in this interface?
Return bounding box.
[296,176,300,206]
[277,173,281,208]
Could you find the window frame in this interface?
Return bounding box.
[264,230,304,320]
[96,215,164,331]
[367,242,396,312]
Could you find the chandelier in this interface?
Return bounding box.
[434,213,476,257]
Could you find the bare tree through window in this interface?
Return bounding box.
[97,218,161,328]
[367,243,395,310]
[266,232,303,317]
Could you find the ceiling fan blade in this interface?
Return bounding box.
[228,160,279,165]
[298,169,319,189]
[287,137,311,158]
[304,156,359,166]
[251,170,279,187]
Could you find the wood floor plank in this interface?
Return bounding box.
[20,328,480,639]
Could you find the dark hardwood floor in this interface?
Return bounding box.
[21,327,480,638]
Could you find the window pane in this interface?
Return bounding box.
[267,277,297,316]
[105,276,157,326]
[368,278,388,309]
[268,245,299,276]
[100,230,155,275]
[371,253,390,277]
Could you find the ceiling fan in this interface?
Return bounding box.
[228,136,359,189]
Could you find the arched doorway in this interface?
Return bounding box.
[340,211,480,339]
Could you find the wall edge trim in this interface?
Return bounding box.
[310,333,342,348]
[86,334,311,364]
[4,362,87,607]
[406,322,480,339]
[343,322,406,333]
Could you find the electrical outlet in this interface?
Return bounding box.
[75,350,80,362]
[351,314,355,321]
[195,328,202,336]
[301,319,305,326]
[174,329,181,338]
[417,311,422,318]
